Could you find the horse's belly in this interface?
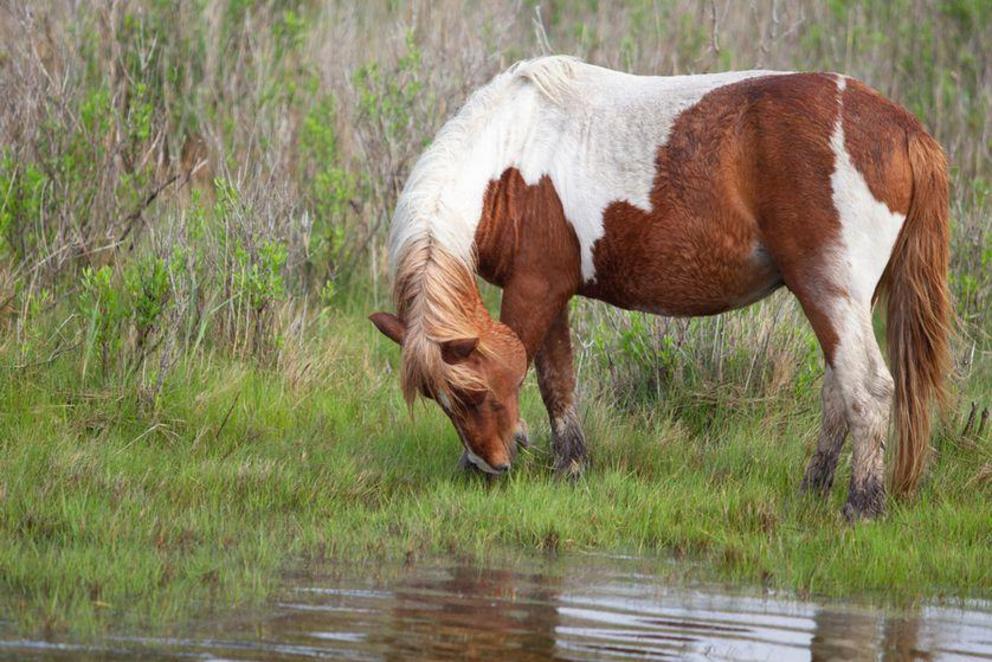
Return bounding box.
[580,237,783,317]
[630,276,783,316]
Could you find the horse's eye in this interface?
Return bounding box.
[461,388,487,407]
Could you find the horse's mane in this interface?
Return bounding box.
[388,56,578,405]
[510,55,578,104]
[392,239,492,406]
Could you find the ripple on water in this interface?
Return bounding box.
[2,555,992,660]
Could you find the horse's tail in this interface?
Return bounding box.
[879,130,952,496]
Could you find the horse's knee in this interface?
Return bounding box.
[866,364,894,409]
[837,360,893,436]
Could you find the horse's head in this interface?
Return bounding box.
[370,311,528,474]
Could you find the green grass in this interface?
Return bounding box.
[2,308,990,637]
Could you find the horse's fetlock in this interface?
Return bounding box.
[551,410,587,473]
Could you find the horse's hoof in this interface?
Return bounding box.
[551,411,587,482]
[842,491,885,522]
[842,503,870,523]
[842,504,884,523]
[800,478,829,499]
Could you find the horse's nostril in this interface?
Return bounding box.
[493,462,510,473]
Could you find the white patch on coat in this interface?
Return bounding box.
[465,448,504,474]
[827,294,893,491]
[390,57,786,283]
[825,74,898,487]
[828,76,905,306]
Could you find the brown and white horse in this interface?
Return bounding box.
[370,57,950,520]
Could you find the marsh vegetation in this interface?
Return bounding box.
[0,0,990,635]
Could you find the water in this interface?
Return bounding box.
[3,553,991,660]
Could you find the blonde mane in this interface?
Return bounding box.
[392,240,491,405]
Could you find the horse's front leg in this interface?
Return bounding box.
[498,268,582,477]
[535,307,587,478]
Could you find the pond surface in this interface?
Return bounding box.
[2,553,991,660]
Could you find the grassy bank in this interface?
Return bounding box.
[1,0,991,638]
[2,296,991,635]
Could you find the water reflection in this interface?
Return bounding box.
[809,608,883,661]
[879,615,926,662]
[2,554,991,660]
[375,565,560,660]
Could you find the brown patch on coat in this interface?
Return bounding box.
[584,73,845,360]
[474,168,583,357]
[841,79,917,216]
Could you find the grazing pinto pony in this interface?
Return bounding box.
[370,57,950,520]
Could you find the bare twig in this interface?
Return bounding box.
[533,5,553,55]
[116,173,181,244]
[214,394,240,442]
[709,0,721,55]
[963,401,978,435]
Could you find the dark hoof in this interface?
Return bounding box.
[842,502,883,523]
[843,478,886,522]
[551,411,587,481]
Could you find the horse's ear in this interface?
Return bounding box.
[440,337,479,364]
[369,312,405,345]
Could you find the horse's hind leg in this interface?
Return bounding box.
[832,300,894,520]
[800,366,848,497]
[796,291,893,520]
[535,307,587,478]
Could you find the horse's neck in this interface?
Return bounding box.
[395,81,559,327]
[410,86,547,269]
